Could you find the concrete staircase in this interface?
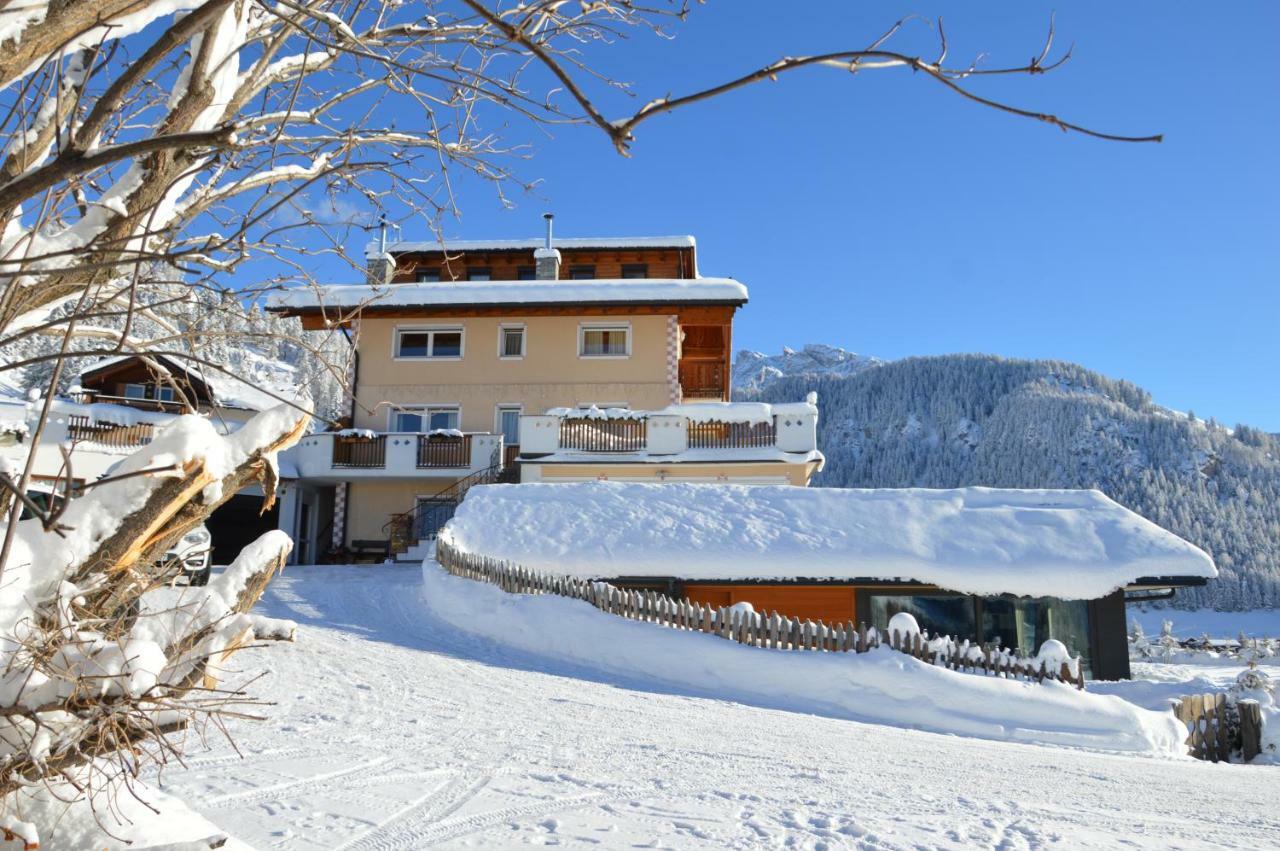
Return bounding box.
[395,539,436,565]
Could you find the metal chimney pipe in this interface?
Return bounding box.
[542,212,554,249]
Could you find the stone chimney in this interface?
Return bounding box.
[534,212,561,280]
[366,213,396,284]
[366,253,394,285]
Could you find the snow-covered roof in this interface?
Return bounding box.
[78,354,302,413]
[367,235,696,256]
[268,278,748,312]
[442,483,1217,599]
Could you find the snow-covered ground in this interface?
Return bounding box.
[146,565,1280,850]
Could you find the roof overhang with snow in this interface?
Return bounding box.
[366,235,696,256]
[441,483,1218,600]
[268,278,748,315]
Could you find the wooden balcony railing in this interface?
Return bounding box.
[417,433,471,468]
[70,391,189,413]
[559,418,646,452]
[503,443,521,468]
[332,435,386,468]
[67,415,156,449]
[687,419,777,450]
[678,360,726,399]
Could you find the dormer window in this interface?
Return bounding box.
[568,265,595,280]
[467,266,491,281]
[516,266,536,280]
[416,270,441,282]
[621,264,648,279]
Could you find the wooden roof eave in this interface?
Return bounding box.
[274,299,744,329]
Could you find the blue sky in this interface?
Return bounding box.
[290,2,1280,429]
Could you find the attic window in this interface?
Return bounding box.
[124,383,147,399]
[516,266,536,280]
[416,270,441,283]
[621,264,648,279]
[467,266,491,281]
[568,265,595,280]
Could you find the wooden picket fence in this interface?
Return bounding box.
[1173,692,1265,763]
[435,536,1086,689]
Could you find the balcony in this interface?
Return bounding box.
[70,390,190,413]
[287,430,502,481]
[677,360,727,400]
[519,402,819,461]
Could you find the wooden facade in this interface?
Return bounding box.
[390,246,697,283]
[76,355,211,412]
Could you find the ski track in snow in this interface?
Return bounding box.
[149,566,1280,850]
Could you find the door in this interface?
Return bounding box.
[296,501,311,564]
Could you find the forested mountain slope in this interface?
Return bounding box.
[734,350,1280,611]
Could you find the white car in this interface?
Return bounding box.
[165,524,212,586]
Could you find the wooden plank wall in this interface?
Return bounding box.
[391,248,694,282]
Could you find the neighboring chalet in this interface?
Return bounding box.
[75,353,275,422]
[442,482,1220,680]
[0,354,291,563]
[268,220,824,563]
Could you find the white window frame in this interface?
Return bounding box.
[387,405,461,432]
[498,324,526,360]
[495,404,522,444]
[393,325,465,361]
[155,385,177,402]
[123,382,148,399]
[577,322,632,359]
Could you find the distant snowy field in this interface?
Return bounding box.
[1130,607,1280,639]
[145,566,1280,850]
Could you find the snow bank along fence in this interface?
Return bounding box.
[1173,692,1264,763]
[435,536,1085,689]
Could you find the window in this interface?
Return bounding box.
[568,265,595,280]
[416,270,441,282]
[621,263,648,279]
[496,406,521,445]
[516,266,536,280]
[395,327,463,359]
[579,324,630,357]
[983,596,1092,675]
[868,594,976,642]
[499,325,525,359]
[123,383,147,399]
[156,386,176,402]
[466,266,491,281]
[392,406,460,432]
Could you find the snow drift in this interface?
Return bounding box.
[443,482,1216,599]
[419,563,1187,756]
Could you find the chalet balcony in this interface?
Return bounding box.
[288,430,503,482]
[518,402,819,461]
[69,390,189,413]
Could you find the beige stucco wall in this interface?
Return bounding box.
[352,315,673,431]
[344,479,455,543]
[525,461,818,487]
